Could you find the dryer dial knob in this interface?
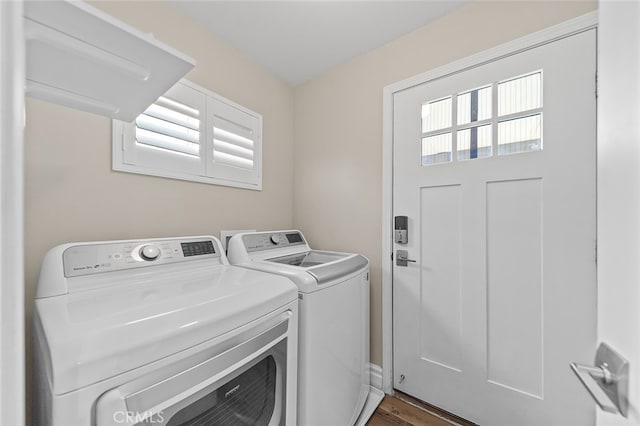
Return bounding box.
[140,245,160,261]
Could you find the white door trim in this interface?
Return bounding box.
[381,10,598,394]
[0,1,25,425]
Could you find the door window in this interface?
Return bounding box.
[420,71,543,165]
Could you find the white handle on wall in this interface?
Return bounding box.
[570,362,618,413]
[570,342,629,417]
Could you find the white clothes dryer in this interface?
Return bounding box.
[227,230,381,426]
[33,236,298,426]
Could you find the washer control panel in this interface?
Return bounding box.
[244,231,306,252]
[63,237,219,277]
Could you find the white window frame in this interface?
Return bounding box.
[113,79,262,190]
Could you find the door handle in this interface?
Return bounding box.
[396,250,416,267]
[570,342,629,417]
[570,363,618,413]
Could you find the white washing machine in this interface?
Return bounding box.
[228,230,381,426]
[33,236,298,426]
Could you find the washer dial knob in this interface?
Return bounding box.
[270,235,281,245]
[140,245,161,261]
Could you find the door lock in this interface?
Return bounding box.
[394,216,408,244]
[396,249,416,267]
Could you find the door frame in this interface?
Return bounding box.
[0,1,25,425]
[381,11,598,395]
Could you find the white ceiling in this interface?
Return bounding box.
[171,1,468,86]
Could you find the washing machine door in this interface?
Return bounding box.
[164,355,278,425]
[94,311,291,426]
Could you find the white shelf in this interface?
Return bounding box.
[24,0,196,122]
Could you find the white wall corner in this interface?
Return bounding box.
[596,1,640,425]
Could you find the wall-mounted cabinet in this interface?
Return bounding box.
[24,0,195,122]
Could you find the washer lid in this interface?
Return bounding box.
[266,250,348,267]
[307,254,369,285]
[34,264,297,395]
[267,251,368,285]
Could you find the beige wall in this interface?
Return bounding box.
[24,1,294,419]
[292,0,597,366]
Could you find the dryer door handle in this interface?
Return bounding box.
[95,388,135,426]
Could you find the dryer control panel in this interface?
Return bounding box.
[243,231,307,252]
[62,237,221,277]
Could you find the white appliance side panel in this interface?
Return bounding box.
[297,270,369,426]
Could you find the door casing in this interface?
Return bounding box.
[0,2,25,426]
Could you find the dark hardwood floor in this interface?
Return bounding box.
[366,392,477,426]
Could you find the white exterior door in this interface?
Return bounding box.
[392,30,596,425]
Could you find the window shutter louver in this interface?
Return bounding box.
[213,119,254,169]
[135,97,201,157]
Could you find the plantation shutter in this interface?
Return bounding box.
[207,96,261,187]
[115,79,262,190]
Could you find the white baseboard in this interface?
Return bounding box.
[369,363,383,390]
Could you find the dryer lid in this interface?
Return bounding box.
[34,264,297,395]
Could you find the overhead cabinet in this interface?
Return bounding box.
[24,0,195,122]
